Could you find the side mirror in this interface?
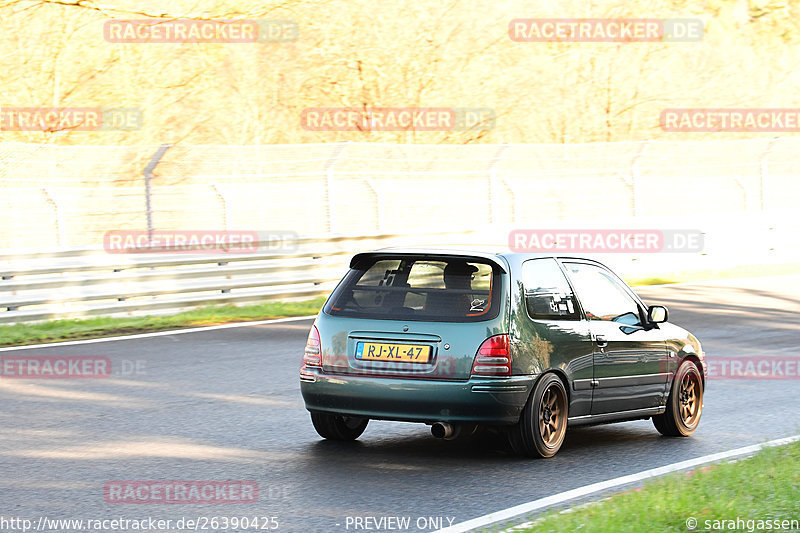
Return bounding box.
[647,305,668,324]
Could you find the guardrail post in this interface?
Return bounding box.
[627,141,650,217]
[501,178,518,223]
[324,142,348,233]
[488,144,509,224]
[211,184,229,230]
[143,144,172,243]
[40,187,66,247]
[363,179,382,230]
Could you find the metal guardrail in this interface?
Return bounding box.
[0,231,479,324]
[2,215,798,325]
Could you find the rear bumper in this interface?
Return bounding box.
[300,368,535,424]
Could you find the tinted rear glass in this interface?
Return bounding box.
[521,258,580,320]
[324,255,503,322]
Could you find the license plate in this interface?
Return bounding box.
[355,342,431,363]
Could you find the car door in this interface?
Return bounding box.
[517,258,594,418]
[561,260,669,415]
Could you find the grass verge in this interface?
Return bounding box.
[504,440,800,533]
[0,298,326,347]
[625,262,800,286]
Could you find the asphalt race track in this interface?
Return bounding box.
[1,275,799,533]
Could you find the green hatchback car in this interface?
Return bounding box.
[300,249,706,458]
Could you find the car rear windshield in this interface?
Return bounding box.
[324,255,503,322]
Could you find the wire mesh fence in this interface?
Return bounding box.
[0,139,798,250]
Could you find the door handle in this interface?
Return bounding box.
[595,335,608,348]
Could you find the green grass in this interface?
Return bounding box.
[501,440,800,533]
[0,298,325,347]
[625,262,800,287]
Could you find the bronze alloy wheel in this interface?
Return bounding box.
[653,360,704,437]
[678,371,702,428]
[539,383,567,449]
[509,373,569,458]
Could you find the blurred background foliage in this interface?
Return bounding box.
[1,0,799,145]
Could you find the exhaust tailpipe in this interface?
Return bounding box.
[431,422,455,439]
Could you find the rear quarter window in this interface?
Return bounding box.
[324,256,502,322]
[521,258,580,320]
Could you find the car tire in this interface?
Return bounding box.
[310,412,369,441]
[653,359,703,437]
[508,373,568,458]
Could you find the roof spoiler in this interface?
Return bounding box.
[348,251,508,273]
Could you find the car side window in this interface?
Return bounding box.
[564,262,642,324]
[521,258,579,320]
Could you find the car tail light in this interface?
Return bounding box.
[472,334,511,376]
[303,326,322,366]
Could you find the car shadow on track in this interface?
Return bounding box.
[303,420,670,464]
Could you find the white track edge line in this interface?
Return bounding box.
[434,434,800,533]
[0,315,317,352]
